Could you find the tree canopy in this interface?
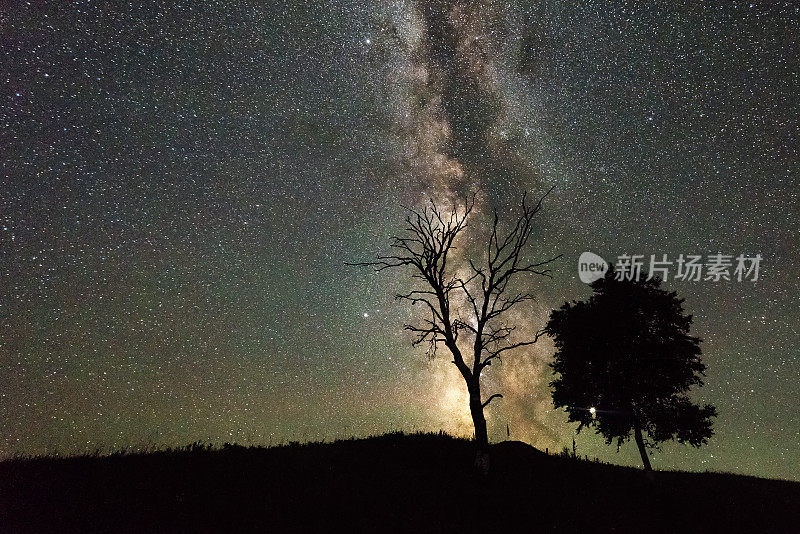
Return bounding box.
[545,269,716,470]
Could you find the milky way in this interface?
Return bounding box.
[376,0,564,445]
[1,1,797,480]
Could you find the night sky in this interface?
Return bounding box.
[2,2,797,480]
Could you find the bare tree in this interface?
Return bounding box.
[349,189,560,451]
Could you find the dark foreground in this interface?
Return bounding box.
[1,432,797,533]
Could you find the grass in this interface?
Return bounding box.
[1,431,797,533]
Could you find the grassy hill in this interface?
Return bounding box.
[1,432,797,533]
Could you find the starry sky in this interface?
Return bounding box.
[1,1,797,480]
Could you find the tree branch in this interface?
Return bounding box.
[482,394,503,408]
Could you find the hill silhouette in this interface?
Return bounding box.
[1,432,797,533]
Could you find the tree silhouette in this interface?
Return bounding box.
[545,269,716,470]
[349,191,560,451]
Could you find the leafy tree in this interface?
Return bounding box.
[545,269,716,470]
[350,192,559,451]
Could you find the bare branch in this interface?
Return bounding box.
[480,329,548,371]
[482,394,503,408]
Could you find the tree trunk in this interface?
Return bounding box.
[468,383,490,475]
[468,384,489,450]
[633,421,652,471]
